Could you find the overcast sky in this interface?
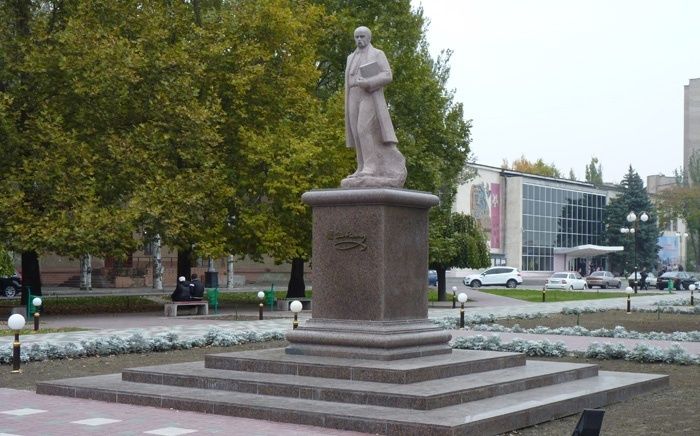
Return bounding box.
[412,0,700,184]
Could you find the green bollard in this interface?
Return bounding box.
[667,279,674,294]
[207,288,219,314]
[25,287,33,319]
[265,284,276,310]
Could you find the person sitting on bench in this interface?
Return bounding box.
[171,276,192,301]
[189,273,205,300]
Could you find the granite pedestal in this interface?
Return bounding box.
[286,188,450,360]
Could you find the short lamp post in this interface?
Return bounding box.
[8,314,26,373]
[625,286,633,314]
[620,211,649,294]
[257,291,265,320]
[451,286,457,309]
[690,284,696,306]
[32,297,42,331]
[457,292,468,328]
[290,300,302,329]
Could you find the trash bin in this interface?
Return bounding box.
[205,271,218,288]
[207,288,219,314]
[265,289,276,308]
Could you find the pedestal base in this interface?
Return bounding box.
[285,318,452,360]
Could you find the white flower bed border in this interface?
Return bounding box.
[469,323,700,342]
[0,328,285,365]
[452,335,699,365]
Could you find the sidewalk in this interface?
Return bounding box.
[9,291,692,351]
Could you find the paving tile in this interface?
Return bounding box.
[0,408,47,416]
[144,427,198,435]
[70,417,123,426]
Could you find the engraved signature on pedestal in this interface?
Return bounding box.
[326,231,367,251]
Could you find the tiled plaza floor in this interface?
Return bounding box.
[0,388,368,436]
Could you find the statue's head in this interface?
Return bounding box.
[354,26,371,49]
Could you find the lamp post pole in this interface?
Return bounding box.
[457,292,468,329]
[625,287,633,314]
[257,291,265,320]
[8,314,26,373]
[621,211,648,294]
[290,300,302,330]
[32,297,42,331]
[676,232,688,270]
[690,284,696,306]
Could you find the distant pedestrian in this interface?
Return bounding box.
[189,273,205,300]
[640,267,648,290]
[171,276,192,301]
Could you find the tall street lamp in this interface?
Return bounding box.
[676,231,688,270]
[620,211,648,294]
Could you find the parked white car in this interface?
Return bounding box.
[463,267,522,289]
[545,272,587,290]
[627,272,657,289]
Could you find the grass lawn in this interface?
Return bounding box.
[479,289,665,303]
[0,326,87,336]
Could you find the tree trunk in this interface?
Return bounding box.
[177,247,192,280]
[286,258,306,299]
[80,253,92,290]
[21,251,41,306]
[226,254,235,290]
[152,234,163,290]
[436,266,447,301]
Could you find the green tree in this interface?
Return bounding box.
[0,247,13,276]
[585,157,604,186]
[429,212,490,301]
[603,166,659,277]
[505,155,562,178]
[658,151,700,271]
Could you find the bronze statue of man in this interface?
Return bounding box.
[342,26,406,188]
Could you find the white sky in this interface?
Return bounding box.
[412,0,700,184]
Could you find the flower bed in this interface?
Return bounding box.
[0,328,285,365]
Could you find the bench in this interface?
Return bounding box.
[276,298,312,311]
[164,301,209,317]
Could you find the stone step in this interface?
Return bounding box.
[204,348,526,384]
[36,370,668,435]
[122,359,599,410]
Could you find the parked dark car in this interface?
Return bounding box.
[585,271,622,289]
[428,270,437,286]
[1,272,21,298]
[656,271,696,290]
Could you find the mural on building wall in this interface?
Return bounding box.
[658,235,680,266]
[470,183,501,249]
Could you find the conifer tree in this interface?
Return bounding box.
[603,167,660,275]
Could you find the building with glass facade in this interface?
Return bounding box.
[453,164,619,278]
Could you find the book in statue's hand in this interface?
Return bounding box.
[360,61,380,78]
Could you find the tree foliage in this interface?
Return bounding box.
[0,0,477,289]
[585,157,604,186]
[0,247,13,276]
[658,151,700,270]
[429,212,490,300]
[504,155,562,178]
[603,166,659,275]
